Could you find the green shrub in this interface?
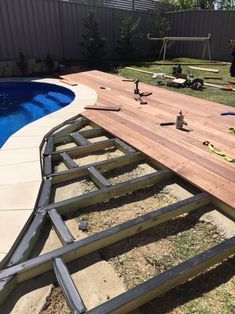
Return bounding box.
[16,52,28,76]
[80,12,105,66]
[149,13,170,56]
[45,54,55,73]
[117,16,141,60]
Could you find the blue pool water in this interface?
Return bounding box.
[0,82,75,147]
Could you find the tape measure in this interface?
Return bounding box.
[203,141,235,162]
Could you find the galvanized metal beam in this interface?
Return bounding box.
[7,211,48,267]
[41,170,172,215]
[51,152,144,185]
[37,178,52,208]
[60,152,78,169]
[43,155,52,177]
[52,127,105,146]
[0,193,209,283]
[79,127,104,139]
[88,166,112,189]
[114,138,136,154]
[53,257,86,314]
[211,198,235,221]
[51,139,116,161]
[48,209,75,246]
[51,117,87,138]
[88,237,235,314]
[44,137,54,155]
[71,132,91,146]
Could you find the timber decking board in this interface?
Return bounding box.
[63,71,235,208]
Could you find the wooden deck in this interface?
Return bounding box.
[63,70,235,209]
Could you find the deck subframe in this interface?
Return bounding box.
[0,114,234,313]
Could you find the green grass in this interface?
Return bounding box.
[140,219,235,314]
[112,58,235,107]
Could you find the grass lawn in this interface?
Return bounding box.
[113,58,235,108]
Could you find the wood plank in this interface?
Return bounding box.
[188,66,219,73]
[115,107,235,181]
[59,78,78,86]
[81,110,235,206]
[85,104,121,111]
[62,70,235,209]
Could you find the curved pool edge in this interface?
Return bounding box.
[0,77,97,262]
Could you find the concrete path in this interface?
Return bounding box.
[0,78,96,262]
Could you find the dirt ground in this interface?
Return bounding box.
[33,142,234,313]
[2,111,234,313]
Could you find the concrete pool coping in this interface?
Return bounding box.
[0,77,97,262]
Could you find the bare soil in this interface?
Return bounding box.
[53,146,124,173]
[73,146,124,167]
[40,148,234,314]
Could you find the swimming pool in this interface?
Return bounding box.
[0,82,75,148]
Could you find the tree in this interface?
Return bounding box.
[216,0,235,9]
[117,16,141,60]
[169,0,215,9]
[149,13,169,56]
[80,12,105,66]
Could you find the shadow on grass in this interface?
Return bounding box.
[139,255,235,313]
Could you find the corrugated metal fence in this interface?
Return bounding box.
[0,0,156,61]
[1,2,234,63]
[165,10,235,61]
